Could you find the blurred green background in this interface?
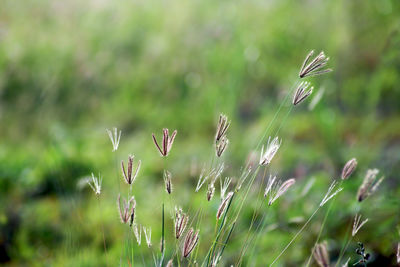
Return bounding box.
[1,0,400,266]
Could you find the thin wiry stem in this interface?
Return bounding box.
[270,207,320,266]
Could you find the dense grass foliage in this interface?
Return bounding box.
[0,0,400,266]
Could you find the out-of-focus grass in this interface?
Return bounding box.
[0,0,400,265]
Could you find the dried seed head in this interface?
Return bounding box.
[299,50,332,78]
[88,173,102,195]
[183,228,199,258]
[163,170,173,194]
[320,180,343,207]
[196,163,224,192]
[215,135,229,157]
[216,192,233,219]
[215,114,230,143]
[174,207,189,239]
[106,127,121,152]
[152,128,177,157]
[313,242,330,267]
[143,226,152,248]
[264,175,277,198]
[132,222,142,245]
[166,259,173,267]
[259,137,281,166]
[357,168,384,202]
[352,213,368,237]
[207,183,215,201]
[293,81,313,105]
[220,177,232,200]
[341,158,357,180]
[121,155,141,185]
[117,194,136,224]
[268,178,295,206]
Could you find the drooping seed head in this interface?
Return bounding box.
[313,242,330,267]
[299,50,332,78]
[174,207,188,239]
[293,81,313,105]
[215,114,230,143]
[216,191,233,219]
[121,155,141,185]
[182,228,199,258]
[259,136,281,166]
[357,168,384,202]
[117,194,136,224]
[152,128,177,157]
[341,158,357,180]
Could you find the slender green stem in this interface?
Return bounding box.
[237,167,268,265]
[270,207,320,266]
[97,197,108,267]
[305,197,335,266]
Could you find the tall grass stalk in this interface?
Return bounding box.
[305,180,343,267]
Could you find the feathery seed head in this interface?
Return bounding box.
[163,170,173,194]
[152,128,177,157]
[299,50,332,78]
[117,194,136,224]
[293,81,313,105]
[132,222,142,245]
[121,155,141,185]
[220,177,232,199]
[320,181,343,207]
[215,114,230,143]
[143,226,152,248]
[352,213,368,237]
[106,127,121,152]
[215,135,229,157]
[207,183,215,201]
[216,191,233,219]
[174,207,188,239]
[357,168,384,202]
[264,175,277,198]
[183,228,199,258]
[196,163,224,192]
[88,173,102,195]
[259,137,281,166]
[313,242,330,267]
[268,178,295,206]
[341,158,357,180]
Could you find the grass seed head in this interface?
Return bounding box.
[152,128,177,157]
[341,158,357,180]
[183,228,199,258]
[299,50,332,78]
